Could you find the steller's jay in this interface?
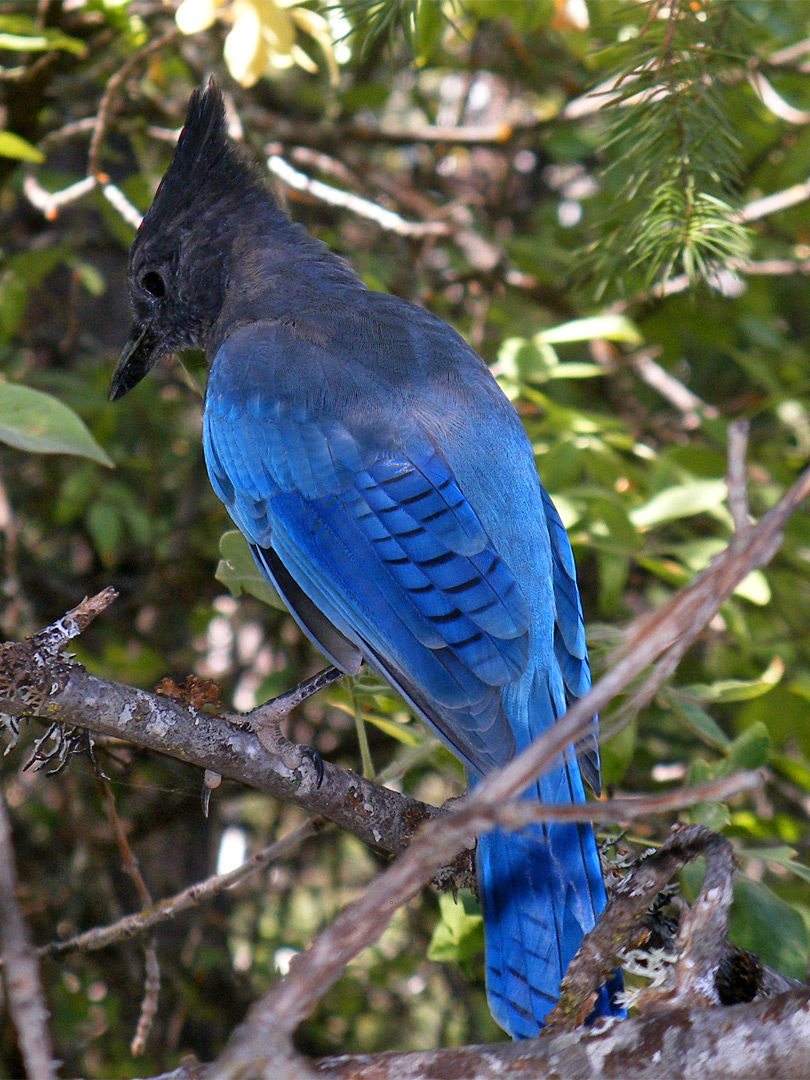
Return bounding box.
[111,83,621,1038]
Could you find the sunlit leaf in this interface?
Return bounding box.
[427,893,484,964]
[290,5,340,84]
[538,314,642,346]
[629,479,729,529]
[0,383,113,466]
[0,131,44,163]
[679,658,783,705]
[358,712,422,746]
[0,27,85,53]
[224,1,269,87]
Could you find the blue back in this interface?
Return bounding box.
[203,293,620,1036]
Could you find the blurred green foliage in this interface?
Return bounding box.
[3,0,810,1074]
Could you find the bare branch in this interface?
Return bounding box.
[312,991,810,1080]
[553,826,721,1026]
[21,171,143,230]
[0,789,56,1080]
[101,182,143,230]
[22,172,98,220]
[767,37,810,67]
[667,832,736,1006]
[267,154,450,238]
[39,824,316,960]
[738,179,810,223]
[98,776,161,1054]
[131,938,161,1057]
[748,71,810,125]
[487,772,760,832]
[628,347,718,428]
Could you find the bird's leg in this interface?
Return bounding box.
[240,666,343,787]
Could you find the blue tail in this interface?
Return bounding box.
[476,669,622,1038]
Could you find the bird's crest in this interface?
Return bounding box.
[138,80,274,235]
[170,79,230,179]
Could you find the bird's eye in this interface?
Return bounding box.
[141,270,166,298]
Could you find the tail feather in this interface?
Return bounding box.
[477,667,622,1038]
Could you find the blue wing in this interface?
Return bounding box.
[203,331,531,776]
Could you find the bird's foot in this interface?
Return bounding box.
[236,669,341,787]
[247,702,324,788]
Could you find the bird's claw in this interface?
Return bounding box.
[299,744,324,787]
[248,710,324,788]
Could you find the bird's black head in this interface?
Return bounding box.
[110,80,280,400]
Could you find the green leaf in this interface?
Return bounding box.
[687,800,731,832]
[546,362,605,380]
[683,724,769,828]
[0,383,113,466]
[427,893,484,964]
[538,314,643,346]
[215,529,286,610]
[629,479,729,529]
[86,502,123,565]
[599,715,637,786]
[724,722,771,773]
[0,26,85,53]
[0,132,44,163]
[741,846,810,886]
[734,570,771,606]
[729,876,809,981]
[682,760,732,830]
[678,657,784,704]
[771,754,810,794]
[666,695,731,750]
[358,712,422,746]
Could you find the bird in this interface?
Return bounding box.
[110,81,621,1038]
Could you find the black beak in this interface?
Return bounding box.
[109,324,162,401]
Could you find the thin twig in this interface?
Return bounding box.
[87,24,179,179]
[22,172,98,220]
[726,419,751,535]
[101,182,143,229]
[39,824,316,959]
[131,937,161,1057]
[98,776,161,1054]
[481,771,760,833]
[768,36,810,66]
[738,178,810,223]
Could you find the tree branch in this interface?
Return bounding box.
[0,787,56,1080]
[0,646,451,867]
[311,991,810,1080]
